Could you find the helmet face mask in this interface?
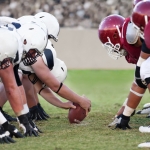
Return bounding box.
[22,49,42,66]
[103,37,127,60]
[98,14,125,59]
[48,34,58,42]
[0,57,13,69]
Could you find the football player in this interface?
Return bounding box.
[114,0,150,130]
[129,1,150,147]
[0,22,50,137]
[0,13,61,121]
[19,41,75,109]
[98,13,145,127]
[0,13,77,121]
[0,14,91,117]
[0,27,35,139]
[18,12,61,120]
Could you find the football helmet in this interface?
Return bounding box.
[131,0,150,39]
[144,21,150,48]
[98,14,126,60]
[0,28,18,69]
[35,12,59,42]
[51,58,67,83]
[133,0,143,7]
[17,15,48,35]
[17,23,48,66]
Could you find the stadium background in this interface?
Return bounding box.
[0,0,135,69]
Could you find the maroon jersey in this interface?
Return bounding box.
[121,18,141,64]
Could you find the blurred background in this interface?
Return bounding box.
[0,0,135,69]
[0,0,133,28]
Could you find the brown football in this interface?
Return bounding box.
[68,103,86,123]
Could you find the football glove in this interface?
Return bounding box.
[29,105,47,121]
[26,112,42,133]
[0,127,15,144]
[18,114,38,137]
[115,114,131,130]
[37,103,50,118]
[2,121,24,138]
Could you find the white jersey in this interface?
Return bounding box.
[0,25,23,66]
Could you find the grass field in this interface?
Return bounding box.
[2,70,150,150]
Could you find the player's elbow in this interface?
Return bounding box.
[50,83,61,93]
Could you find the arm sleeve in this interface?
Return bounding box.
[142,41,150,54]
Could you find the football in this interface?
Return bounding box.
[68,103,86,124]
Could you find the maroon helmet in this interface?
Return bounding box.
[133,0,143,7]
[144,21,150,48]
[131,0,150,39]
[98,14,125,60]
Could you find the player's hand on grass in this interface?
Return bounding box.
[18,114,38,137]
[79,95,91,116]
[30,105,47,121]
[2,121,24,138]
[0,128,15,144]
[26,112,42,133]
[37,103,50,118]
[115,114,131,130]
[28,118,43,133]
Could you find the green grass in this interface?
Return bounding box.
[2,70,150,150]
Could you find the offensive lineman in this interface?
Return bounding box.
[98,13,145,127]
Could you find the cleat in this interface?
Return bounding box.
[138,142,150,148]
[139,125,150,133]
[136,107,150,114]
